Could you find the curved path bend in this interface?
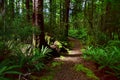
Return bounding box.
[53,37,92,80]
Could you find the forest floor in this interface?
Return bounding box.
[32,37,117,80]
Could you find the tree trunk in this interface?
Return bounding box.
[38,0,45,48]
[0,0,5,41]
[32,0,45,48]
[0,0,5,16]
[26,0,30,21]
[63,0,70,40]
[104,1,112,39]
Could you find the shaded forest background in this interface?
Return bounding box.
[1,0,120,46]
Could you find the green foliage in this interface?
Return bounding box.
[41,75,53,80]
[0,14,51,76]
[11,16,39,40]
[83,40,120,79]
[68,41,74,49]
[51,61,63,68]
[96,32,108,45]
[0,16,38,44]
[83,45,120,69]
[107,40,120,47]
[0,41,6,53]
[30,75,54,80]
[85,35,95,46]
[84,31,109,46]
[31,46,52,71]
[32,46,51,60]
[68,27,87,39]
[0,59,21,80]
[0,15,39,56]
[10,43,51,72]
[74,64,99,80]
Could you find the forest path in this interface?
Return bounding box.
[36,37,117,80]
[31,37,95,80]
[51,37,92,80]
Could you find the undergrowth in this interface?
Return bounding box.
[68,27,87,40]
[82,40,120,79]
[74,64,99,80]
[0,59,21,80]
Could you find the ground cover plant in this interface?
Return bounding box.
[83,40,120,79]
[74,64,99,80]
[0,59,21,80]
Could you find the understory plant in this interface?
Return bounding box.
[0,11,51,79]
[82,40,120,78]
[68,27,87,40]
[83,45,120,68]
[109,65,120,79]
[0,59,21,80]
[74,64,99,80]
[9,42,52,72]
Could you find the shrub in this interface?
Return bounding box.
[83,45,120,69]
[82,40,120,79]
[10,44,51,72]
[68,27,87,40]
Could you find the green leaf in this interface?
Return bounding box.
[0,67,7,75]
[4,71,21,75]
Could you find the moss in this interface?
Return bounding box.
[51,61,63,68]
[74,64,99,80]
[41,75,53,80]
[68,41,74,50]
[31,75,54,80]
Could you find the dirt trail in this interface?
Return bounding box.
[53,37,92,80]
[38,37,117,80]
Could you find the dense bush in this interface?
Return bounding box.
[68,27,87,40]
[82,40,120,78]
[0,15,52,79]
[0,16,39,56]
[9,43,51,72]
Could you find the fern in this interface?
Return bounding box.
[0,59,21,79]
[83,41,120,79]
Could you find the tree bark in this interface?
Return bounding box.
[0,0,5,16]
[26,0,30,21]
[63,0,70,40]
[32,0,45,48]
[38,0,46,48]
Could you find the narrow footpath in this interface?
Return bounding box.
[36,37,117,80]
[53,37,92,80]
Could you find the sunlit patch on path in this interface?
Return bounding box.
[54,37,83,63]
[37,38,99,80]
[52,38,93,80]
